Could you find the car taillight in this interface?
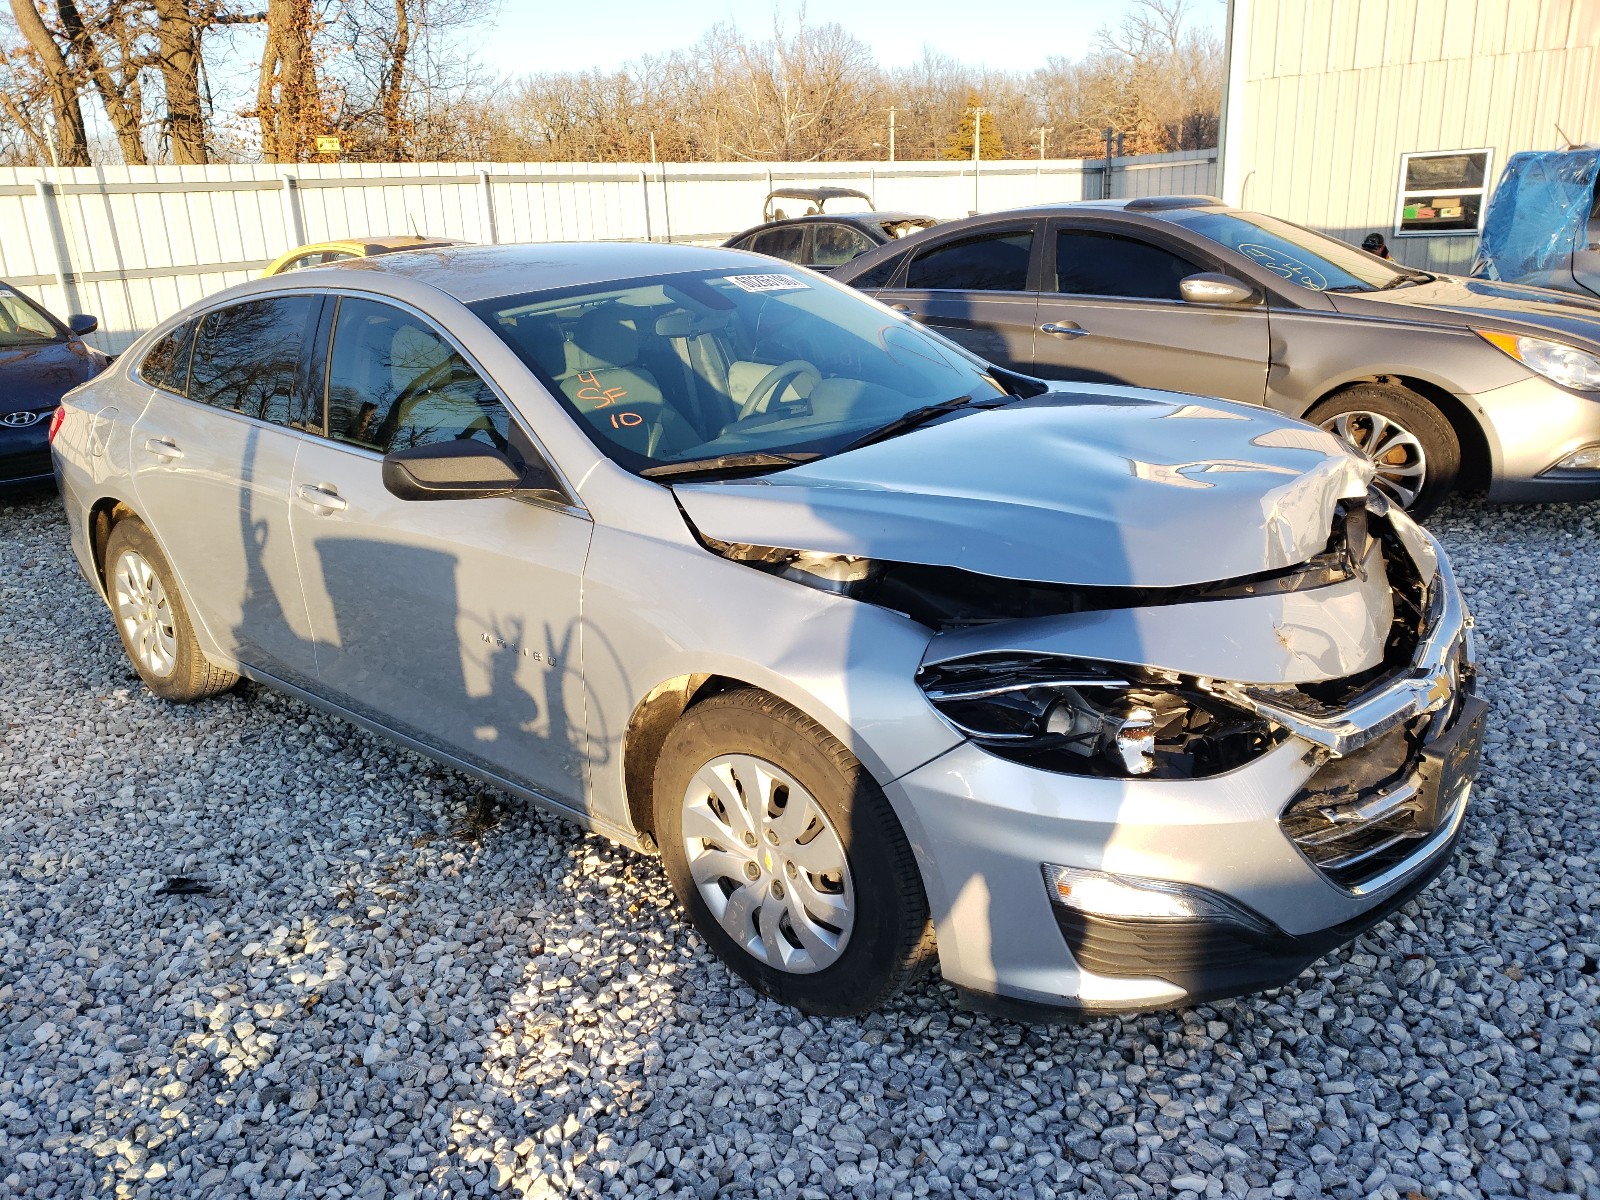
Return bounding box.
[47,407,66,443]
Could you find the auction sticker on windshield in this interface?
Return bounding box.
[725,274,810,293]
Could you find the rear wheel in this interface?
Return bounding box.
[653,688,934,1015]
[105,518,237,703]
[1307,383,1459,518]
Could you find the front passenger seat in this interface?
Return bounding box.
[560,308,700,458]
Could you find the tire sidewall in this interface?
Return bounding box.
[654,693,922,1015]
[105,519,208,702]
[1309,384,1459,518]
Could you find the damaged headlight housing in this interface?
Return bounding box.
[701,539,879,594]
[917,653,1284,779]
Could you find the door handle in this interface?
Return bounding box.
[1039,322,1088,338]
[296,483,348,513]
[142,436,183,460]
[890,303,922,320]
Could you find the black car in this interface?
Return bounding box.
[1,281,108,486]
[725,203,938,273]
[833,196,1600,516]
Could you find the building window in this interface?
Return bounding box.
[1395,149,1493,236]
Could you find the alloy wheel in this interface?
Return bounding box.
[1320,409,1428,508]
[112,549,178,678]
[680,753,855,974]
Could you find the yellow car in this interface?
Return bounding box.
[261,235,466,277]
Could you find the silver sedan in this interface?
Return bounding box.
[50,243,1485,1017]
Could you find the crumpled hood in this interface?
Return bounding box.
[674,387,1373,588]
[1327,274,1600,346]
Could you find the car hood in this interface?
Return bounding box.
[1327,274,1600,345]
[673,387,1373,589]
[0,339,99,413]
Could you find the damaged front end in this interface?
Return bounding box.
[702,489,1482,897]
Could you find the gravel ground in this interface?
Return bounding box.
[1,487,1597,1200]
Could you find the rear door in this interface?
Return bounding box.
[1034,219,1270,404]
[873,222,1040,370]
[289,294,594,808]
[128,294,323,686]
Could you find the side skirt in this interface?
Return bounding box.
[231,662,648,854]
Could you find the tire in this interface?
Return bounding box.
[104,518,238,703]
[653,688,935,1016]
[1306,383,1459,519]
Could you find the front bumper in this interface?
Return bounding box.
[1471,375,1600,502]
[885,533,1482,1017]
[0,413,54,486]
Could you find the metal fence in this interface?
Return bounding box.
[0,150,1217,354]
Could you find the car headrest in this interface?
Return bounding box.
[504,318,566,378]
[570,307,640,370]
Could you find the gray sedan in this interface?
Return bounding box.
[834,197,1600,516]
[51,243,1483,1018]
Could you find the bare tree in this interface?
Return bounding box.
[6,0,90,163]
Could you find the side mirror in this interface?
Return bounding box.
[67,314,98,336]
[382,441,558,502]
[1178,273,1257,306]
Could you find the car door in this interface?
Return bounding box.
[129,294,323,687]
[1033,220,1270,405]
[872,222,1040,369]
[289,294,594,808]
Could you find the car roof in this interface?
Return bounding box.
[307,241,784,304]
[766,187,873,203]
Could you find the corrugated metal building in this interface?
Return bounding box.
[1219,0,1600,270]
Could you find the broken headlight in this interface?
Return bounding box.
[917,654,1285,779]
[701,538,880,595]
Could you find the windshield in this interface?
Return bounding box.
[470,268,1009,474]
[0,286,62,346]
[1163,210,1420,293]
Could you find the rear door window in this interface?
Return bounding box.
[138,320,198,394]
[323,296,511,454]
[187,296,320,428]
[906,229,1034,291]
[1053,229,1202,301]
[749,226,807,263]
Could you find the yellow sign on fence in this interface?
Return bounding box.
[315,135,342,156]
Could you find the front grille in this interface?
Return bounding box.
[1280,716,1437,889]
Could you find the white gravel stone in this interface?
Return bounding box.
[2,490,1598,1199]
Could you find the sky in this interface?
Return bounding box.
[471,0,1228,78]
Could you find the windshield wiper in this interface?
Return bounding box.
[1378,271,1433,290]
[641,451,818,481]
[838,394,1006,453]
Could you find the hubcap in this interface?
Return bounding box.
[680,754,854,974]
[112,550,178,678]
[1320,410,1427,509]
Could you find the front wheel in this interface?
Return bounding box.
[1307,383,1459,518]
[653,689,934,1016]
[105,518,238,703]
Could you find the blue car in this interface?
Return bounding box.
[1,281,109,486]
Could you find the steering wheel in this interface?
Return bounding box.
[736,360,822,421]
